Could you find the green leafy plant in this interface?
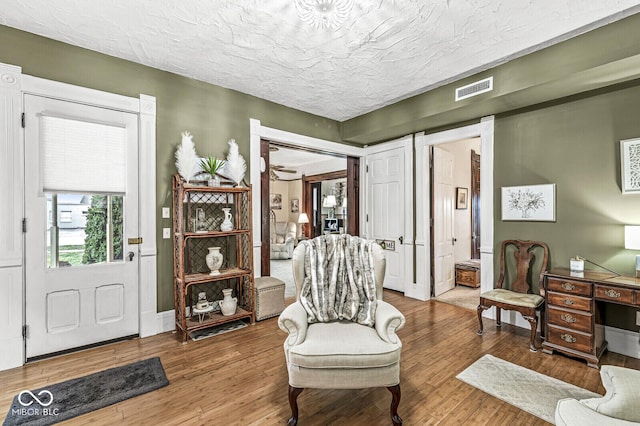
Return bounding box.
[200,156,226,177]
[83,195,123,264]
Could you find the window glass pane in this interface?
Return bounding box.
[46,193,124,268]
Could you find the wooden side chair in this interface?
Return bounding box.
[477,240,549,351]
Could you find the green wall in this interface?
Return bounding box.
[3,17,640,331]
[494,85,640,330]
[0,25,341,311]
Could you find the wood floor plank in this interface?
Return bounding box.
[0,292,632,425]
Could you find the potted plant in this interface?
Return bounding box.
[200,156,226,187]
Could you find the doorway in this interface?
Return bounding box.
[430,137,481,308]
[414,118,494,303]
[259,140,354,297]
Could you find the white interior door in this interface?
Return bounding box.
[432,146,455,297]
[24,94,139,359]
[367,148,405,292]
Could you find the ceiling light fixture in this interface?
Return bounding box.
[294,0,354,30]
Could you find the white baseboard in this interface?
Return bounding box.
[605,326,640,359]
[157,310,175,334]
[404,282,429,301]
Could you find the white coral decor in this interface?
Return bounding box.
[175,131,199,183]
[225,139,246,185]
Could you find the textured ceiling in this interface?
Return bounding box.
[2,1,640,121]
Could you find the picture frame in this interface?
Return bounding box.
[291,198,299,212]
[501,183,556,221]
[456,187,468,209]
[621,138,640,194]
[270,193,282,210]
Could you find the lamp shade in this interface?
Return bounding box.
[323,195,336,208]
[298,212,309,224]
[625,226,640,250]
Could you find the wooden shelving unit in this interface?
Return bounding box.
[172,174,254,341]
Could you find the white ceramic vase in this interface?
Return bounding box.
[205,247,223,275]
[219,288,237,316]
[220,207,233,231]
[207,175,220,187]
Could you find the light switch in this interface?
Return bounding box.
[162,207,170,218]
[163,228,171,239]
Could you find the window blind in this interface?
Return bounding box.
[40,115,127,194]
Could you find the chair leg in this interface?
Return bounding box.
[387,385,402,426]
[496,307,502,327]
[476,304,487,335]
[287,386,304,426]
[523,314,538,352]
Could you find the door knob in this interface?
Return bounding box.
[399,236,403,244]
[128,251,135,261]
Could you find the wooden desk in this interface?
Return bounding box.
[542,268,640,368]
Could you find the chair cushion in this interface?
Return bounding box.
[289,321,401,369]
[580,365,640,422]
[481,288,543,308]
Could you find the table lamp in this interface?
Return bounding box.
[298,212,309,237]
[625,225,640,278]
[323,195,336,218]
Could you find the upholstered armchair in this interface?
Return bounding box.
[556,365,640,425]
[278,235,406,426]
[270,221,297,259]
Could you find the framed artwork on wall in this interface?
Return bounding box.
[456,187,468,209]
[291,198,299,212]
[501,183,556,221]
[621,138,640,194]
[270,193,282,210]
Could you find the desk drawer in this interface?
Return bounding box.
[547,278,592,297]
[547,306,592,334]
[547,291,591,312]
[595,285,634,305]
[547,325,592,354]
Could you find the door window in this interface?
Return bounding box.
[46,193,124,268]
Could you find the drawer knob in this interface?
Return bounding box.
[562,298,574,306]
[604,289,621,298]
[561,333,577,343]
[561,313,576,324]
[561,282,575,291]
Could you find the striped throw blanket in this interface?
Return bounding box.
[299,234,378,326]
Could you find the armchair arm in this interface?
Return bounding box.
[277,302,309,347]
[375,300,406,344]
[556,398,636,426]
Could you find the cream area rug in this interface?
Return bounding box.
[456,354,601,424]
[435,285,480,311]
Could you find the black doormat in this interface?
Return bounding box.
[3,357,169,426]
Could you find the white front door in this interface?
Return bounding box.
[367,148,405,292]
[24,94,139,359]
[432,146,455,297]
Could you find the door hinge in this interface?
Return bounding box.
[22,325,28,338]
[21,113,25,128]
[366,214,369,222]
[366,165,369,173]
[22,218,27,233]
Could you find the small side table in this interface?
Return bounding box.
[192,305,214,323]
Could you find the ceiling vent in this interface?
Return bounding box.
[455,76,493,101]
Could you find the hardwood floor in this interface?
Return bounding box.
[2,292,639,425]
